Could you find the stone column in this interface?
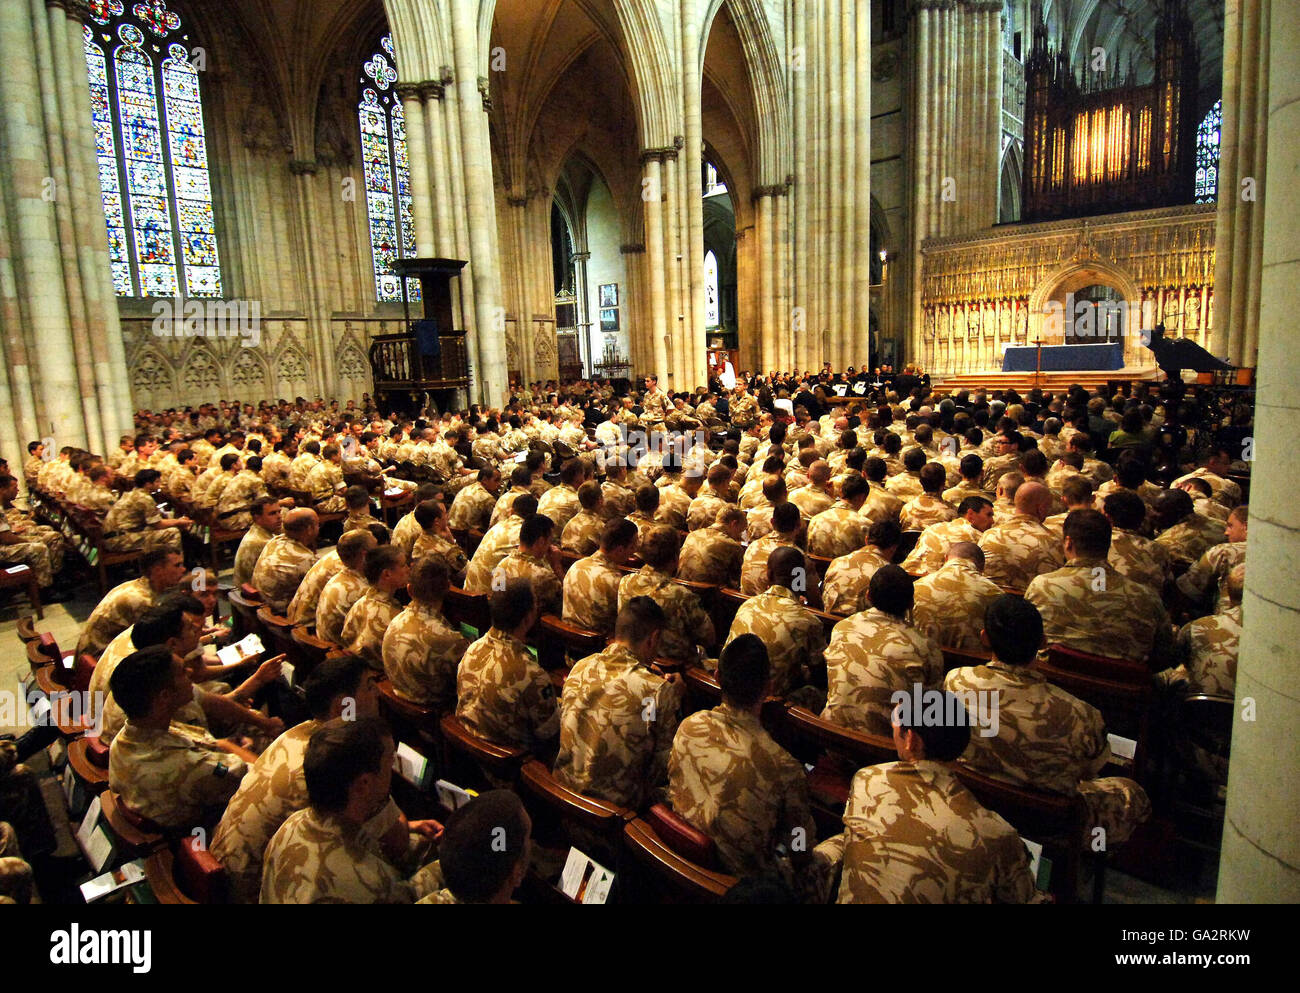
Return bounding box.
[642,152,670,382]
[621,243,646,379]
[398,84,436,256]
[1218,0,1300,903]
[791,0,810,375]
[852,0,873,369]
[1212,0,1270,367]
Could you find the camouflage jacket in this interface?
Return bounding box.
[911,559,1003,653]
[562,549,624,636]
[822,608,943,736]
[725,586,827,696]
[382,601,470,711]
[456,627,559,751]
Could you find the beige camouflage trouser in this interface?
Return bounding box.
[1079,776,1152,846]
[15,524,67,574]
[0,541,53,587]
[106,526,183,555]
[0,822,33,905]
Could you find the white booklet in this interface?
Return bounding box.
[434,779,477,811]
[216,633,263,666]
[1023,838,1053,892]
[80,860,145,903]
[559,848,615,905]
[392,742,431,789]
[1107,733,1137,764]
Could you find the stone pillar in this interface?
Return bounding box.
[791,0,810,375]
[1212,0,1270,367]
[621,243,646,379]
[852,0,873,369]
[398,85,436,256]
[1218,0,1300,903]
[642,152,670,382]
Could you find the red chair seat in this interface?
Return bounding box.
[174,836,227,904]
[645,803,718,870]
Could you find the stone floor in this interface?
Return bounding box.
[0,574,1223,905]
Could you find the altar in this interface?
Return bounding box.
[1001,341,1125,373]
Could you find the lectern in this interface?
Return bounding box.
[368,258,471,417]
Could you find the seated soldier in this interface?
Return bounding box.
[383,556,471,711]
[617,525,715,665]
[1153,488,1226,573]
[741,501,813,597]
[686,464,735,531]
[340,544,410,667]
[108,645,249,831]
[76,548,188,658]
[1176,505,1247,614]
[1158,562,1244,699]
[553,597,685,809]
[725,546,827,703]
[911,542,1003,653]
[790,460,836,519]
[463,493,536,593]
[945,596,1151,846]
[677,504,746,587]
[456,580,559,753]
[563,518,637,637]
[416,791,532,904]
[861,456,905,524]
[103,469,190,556]
[942,453,993,506]
[491,513,564,617]
[899,463,957,532]
[669,635,821,895]
[822,565,943,737]
[212,657,398,903]
[392,483,441,560]
[448,465,501,532]
[233,498,282,588]
[252,508,320,613]
[823,519,900,616]
[1102,489,1171,591]
[1025,509,1171,666]
[560,480,605,556]
[806,475,870,559]
[315,530,377,644]
[1043,473,1096,540]
[537,458,586,534]
[304,444,346,514]
[628,484,662,550]
[901,495,995,577]
[409,499,468,580]
[823,687,1044,904]
[977,482,1064,590]
[260,717,442,903]
[342,485,379,535]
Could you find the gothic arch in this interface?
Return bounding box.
[999,140,1023,224]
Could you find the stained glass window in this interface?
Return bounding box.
[359,35,419,302]
[1194,100,1222,203]
[84,0,221,297]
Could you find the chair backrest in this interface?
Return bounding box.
[776,704,897,769]
[621,818,737,903]
[174,835,228,904]
[70,653,98,694]
[439,714,527,786]
[941,644,993,673]
[1178,694,1234,754]
[892,531,923,564]
[711,587,747,640]
[444,586,491,636]
[644,803,718,869]
[1045,643,1149,684]
[290,626,337,673]
[100,790,166,852]
[16,616,40,644]
[518,759,634,838]
[537,614,604,671]
[227,589,264,640]
[376,678,442,756]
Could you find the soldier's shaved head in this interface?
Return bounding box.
[1013,481,1053,522]
[946,541,985,571]
[767,545,805,589]
[809,460,831,485]
[284,507,319,538]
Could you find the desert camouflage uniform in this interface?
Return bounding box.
[1177,541,1245,613]
[538,484,583,534]
[978,514,1064,590]
[561,510,604,557]
[1158,605,1241,698]
[627,511,660,551]
[314,567,369,645]
[821,546,892,616]
[860,483,905,525]
[463,516,524,594]
[304,461,345,514]
[232,524,275,588]
[0,821,32,905]
[23,455,44,485]
[686,494,729,532]
[1154,513,1225,572]
[491,550,562,617]
[0,518,53,588]
[382,601,470,710]
[668,703,816,884]
[392,510,423,562]
[215,469,269,531]
[456,627,559,750]
[942,480,995,506]
[1096,479,1164,510]
[822,608,943,736]
[730,393,759,428]
[285,549,341,624]
[490,485,532,529]
[1173,468,1241,508]
[108,721,247,830]
[807,501,868,560]
[1107,527,1171,591]
[725,586,827,697]
[641,389,671,425]
[554,643,685,809]
[945,660,1150,844]
[81,483,119,517]
[740,532,807,597]
[166,464,196,503]
[75,576,156,658]
[618,566,715,665]
[899,494,957,532]
[3,508,68,574]
[600,481,635,520]
[790,485,835,520]
[448,481,496,531]
[884,473,925,502]
[102,488,182,555]
[260,805,440,904]
[900,517,983,577]
[828,761,1043,904]
[911,558,1003,652]
[211,719,323,903]
[562,549,623,636]
[411,529,468,577]
[657,485,693,530]
[677,523,743,587]
[340,588,403,668]
[287,453,320,491]
[1026,558,1170,664]
[260,452,292,490]
[37,459,72,495]
[190,466,224,507]
[254,535,319,614]
[979,453,1022,492]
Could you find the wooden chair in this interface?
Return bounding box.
[67,506,144,594]
[208,520,248,573]
[99,790,168,858]
[444,586,491,637]
[438,714,528,791]
[65,736,111,796]
[941,644,993,673]
[806,553,834,578]
[537,614,605,672]
[712,587,748,641]
[774,704,896,829]
[621,811,737,903]
[15,615,41,644]
[1036,646,1153,770]
[289,626,340,674]
[0,564,42,619]
[376,678,444,760]
[227,586,264,640]
[256,607,302,670]
[142,836,229,904]
[517,759,636,881]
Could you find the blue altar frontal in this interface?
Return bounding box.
[1001,342,1125,372]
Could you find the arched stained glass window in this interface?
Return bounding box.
[1194,100,1222,203]
[84,0,221,298]
[704,250,720,328]
[359,34,419,302]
